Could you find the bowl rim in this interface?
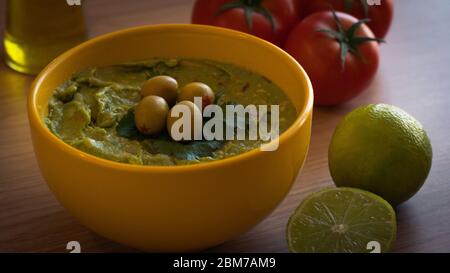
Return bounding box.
[28,24,313,173]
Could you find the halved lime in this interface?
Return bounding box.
[287,187,397,253]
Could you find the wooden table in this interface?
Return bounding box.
[1,0,449,253]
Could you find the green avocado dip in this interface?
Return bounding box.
[45,58,297,166]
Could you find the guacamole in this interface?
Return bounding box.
[45,58,297,166]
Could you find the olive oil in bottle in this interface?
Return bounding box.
[4,0,87,75]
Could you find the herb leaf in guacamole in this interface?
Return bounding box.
[116,108,225,161]
[116,109,144,140]
[143,139,224,161]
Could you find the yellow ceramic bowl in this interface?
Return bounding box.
[28,24,313,251]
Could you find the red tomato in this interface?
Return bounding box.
[191,0,299,45]
[285,11,381,105]
[300,0,394,38]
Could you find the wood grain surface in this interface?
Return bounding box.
[0,0,449,253]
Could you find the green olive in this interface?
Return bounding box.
[167,101,202,141]
[140,75,178,106]
[179,82,215,108]
[134,95,169,135]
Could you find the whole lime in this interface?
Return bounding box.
[328,104,432,206]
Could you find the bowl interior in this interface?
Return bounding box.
[30,24,313,170]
